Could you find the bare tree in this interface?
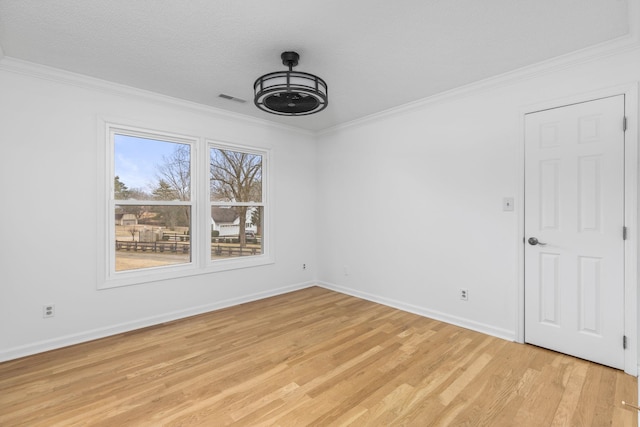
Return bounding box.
[124,188,151,221]
[156,145,190,201]
[127,226,137,241]
[114,176,152,220]
[210,148,262,246]
[155,145,191,228]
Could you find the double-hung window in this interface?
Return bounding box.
[209,143,265,261]
[101,123,270,288]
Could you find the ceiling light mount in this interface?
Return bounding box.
[281,51,299,69]
[254,51,328,116]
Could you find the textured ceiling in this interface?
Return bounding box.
[0,0,631,131]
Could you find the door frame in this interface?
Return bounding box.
[516,83,639,375]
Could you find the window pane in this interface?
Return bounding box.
[210,148,262,202]
[211,206,263,260]
[115,205,191,271]
[115,134,191,201]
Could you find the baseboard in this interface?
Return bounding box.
[0,281,315,363]
[317,281,516,342]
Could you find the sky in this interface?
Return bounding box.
[114,134,187,191]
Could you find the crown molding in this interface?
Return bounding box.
[318,29,640,137]
[0,57,315,137]
[2,0,638,141]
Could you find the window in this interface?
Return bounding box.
[101,123,270,288]
[210,145,264,260]
[110,130,194,275]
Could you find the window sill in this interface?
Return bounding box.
[99,254,275,290]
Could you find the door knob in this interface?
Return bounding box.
[528,237,547,246]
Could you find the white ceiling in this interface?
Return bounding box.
[0,0,631,132]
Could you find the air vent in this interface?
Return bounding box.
[218,94,247,103]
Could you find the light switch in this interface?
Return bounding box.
[503,197,514,211]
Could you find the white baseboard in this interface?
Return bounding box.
[317,281,516,342]
[0,281,315,362]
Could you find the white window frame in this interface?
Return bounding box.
[206,139,272,272]
[97,121,273,290]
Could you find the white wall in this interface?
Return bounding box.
[316,46,640,342]
[2,45,639,365]
[0,62,317,361]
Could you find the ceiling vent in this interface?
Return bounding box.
[218,93,247,103]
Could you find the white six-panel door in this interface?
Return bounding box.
[524,95,625,369]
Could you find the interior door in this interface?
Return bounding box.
[524,95,625,369]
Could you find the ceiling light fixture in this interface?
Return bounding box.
[254,51,328,116]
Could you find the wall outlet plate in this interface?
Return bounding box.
[43,305,55,318]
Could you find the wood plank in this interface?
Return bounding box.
[0,287,636,426]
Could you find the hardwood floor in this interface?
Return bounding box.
[0,287,636,426]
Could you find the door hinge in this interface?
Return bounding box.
[623,335,628,349]
[623,226,628,240]
[623,116,627,132]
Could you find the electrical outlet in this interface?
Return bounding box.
[303,263,306,270]
[460,289,468,301]
[43,304,55,318]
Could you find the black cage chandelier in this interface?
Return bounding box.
[254,51,328,116]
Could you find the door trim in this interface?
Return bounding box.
[516,83,639,375]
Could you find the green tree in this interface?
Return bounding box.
[151,180,185,229]
[152,180,178,201]
[250,207,262,237]
[114,176,130,200]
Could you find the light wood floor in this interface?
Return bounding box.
[0,287,636,426]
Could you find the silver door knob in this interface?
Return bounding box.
[528,237,547,246]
